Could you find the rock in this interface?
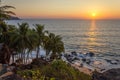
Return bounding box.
[92,68,120,80]
[15,59,23,65]
[0,64,8,76]
[86,52,95,57]
[1,74,22,80]
[71,51,77,56]
[31,58,49,67]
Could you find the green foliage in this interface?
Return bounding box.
[41,60,91,80]
[0,2,91,80]
[33,24,47,58]
[17,60,92,80]
[0,21,64,64]
[43,33,64,60]
[0,2,15,21]
[17,69,43,80]
[17,69,55,80]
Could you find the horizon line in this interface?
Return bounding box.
[20,18,120,20]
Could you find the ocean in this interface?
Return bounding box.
[6,19,120,55]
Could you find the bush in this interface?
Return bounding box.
[17,60,92,80]
[41,60,92,80]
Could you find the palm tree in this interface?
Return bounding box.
[0,0,15,21]
[34,24,47,59]
[10,23,38,63]
[7,25,17,63]
[0,0,16,64]
[43,34,51,58]
[43,33,65,60]
[0,22,16,64]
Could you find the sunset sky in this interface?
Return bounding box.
[2,0,120,19]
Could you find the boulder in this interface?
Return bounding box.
[92,68,120,80]
[86,52,95,57]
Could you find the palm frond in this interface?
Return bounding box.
[0,5,15,10]
[2,11,15,15]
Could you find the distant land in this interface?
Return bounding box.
[8,16,20,20]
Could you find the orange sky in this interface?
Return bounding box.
[3,0,120,19]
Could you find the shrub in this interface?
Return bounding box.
[17,60,92,80]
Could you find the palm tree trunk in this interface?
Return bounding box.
[23,50,26,64]
[46,50,49,58]
[18,53,21,59]
[20,53,22,59]
[12,54,14,63]
[36,47,40,59]
[3,44,11,64]
[26,52,30,64]
[31,52,33,59]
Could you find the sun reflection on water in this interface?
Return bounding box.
[87,20,98,51]
[89,20,96,38]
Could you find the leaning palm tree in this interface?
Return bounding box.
[34,24,47,59]
[43,34,51,58]
[43,33,65,60]
[0,0,15,21]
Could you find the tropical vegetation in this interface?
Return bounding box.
[0,0,15,21]
[0,22,65,64]
[0,0,64,63]
[0,1,92,80]
[17,60,92,80]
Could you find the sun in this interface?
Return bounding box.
[92,12,96,17]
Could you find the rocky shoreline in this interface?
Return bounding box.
[92,68,120,80]
[0,51,120,80]
[62,51,120,73]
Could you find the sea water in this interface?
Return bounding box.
[6,19,120,56]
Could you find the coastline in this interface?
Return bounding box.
[62,51,120,74]
[0,50,120,79]
[10,50,120,74]
[7,50,120,75]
